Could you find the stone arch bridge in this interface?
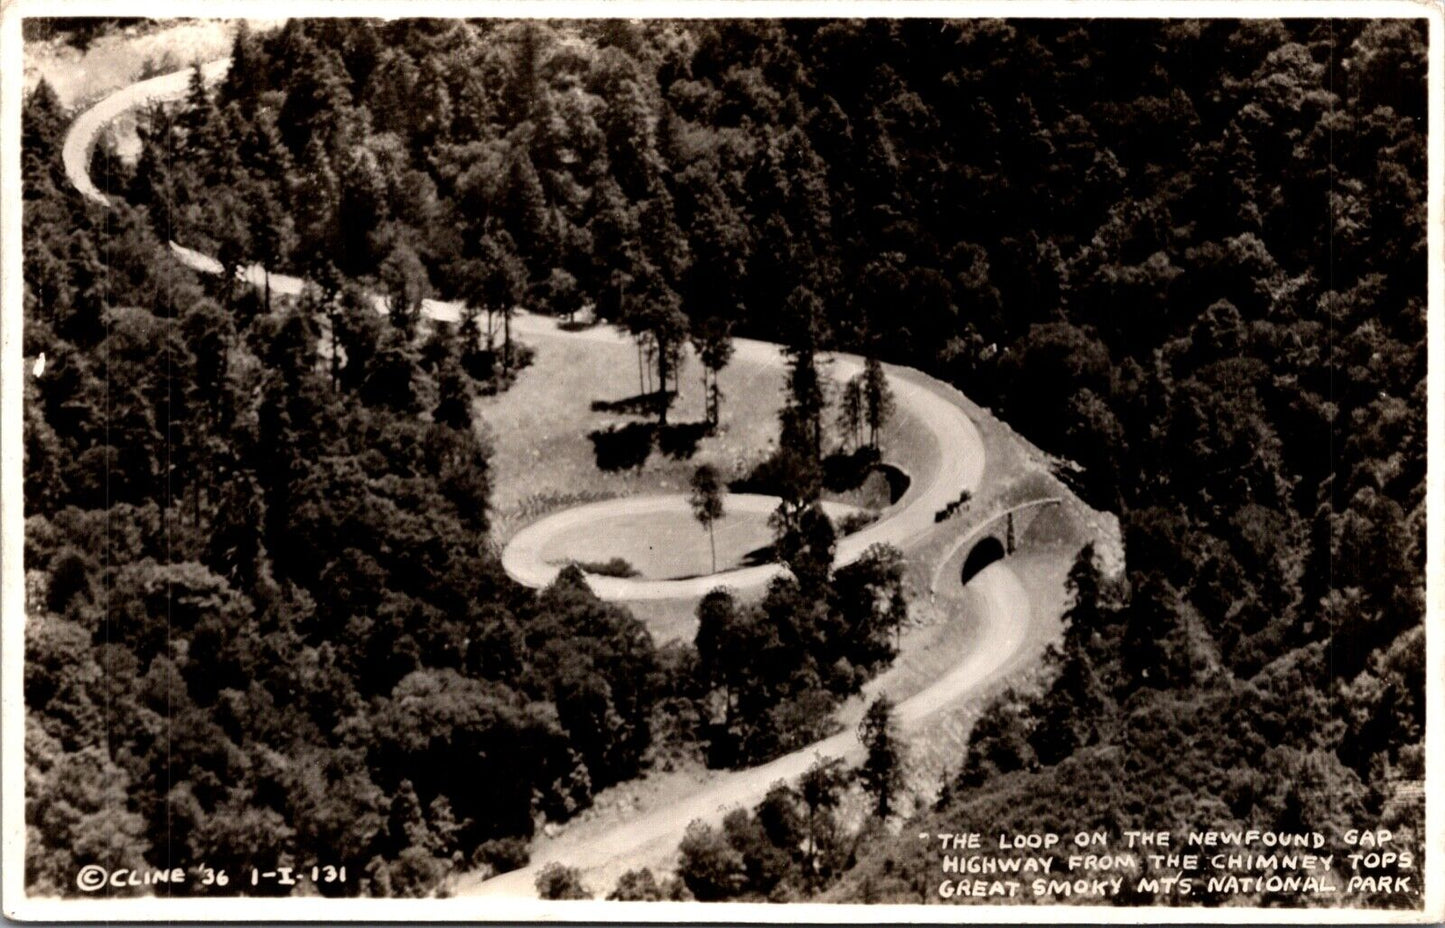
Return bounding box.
[931,497,1067,593]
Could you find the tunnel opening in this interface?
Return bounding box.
[960,535,1006,586]
[874,463,911,505]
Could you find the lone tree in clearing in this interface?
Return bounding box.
[689,464,727,574]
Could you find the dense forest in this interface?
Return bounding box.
[830,17,1429,910]
[23,16,1426,905]
[25,29,677,894]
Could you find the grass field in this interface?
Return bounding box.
[538,505,775,581]
[480,330,927,545]
[533,497,867,582]
[480,333,783,540]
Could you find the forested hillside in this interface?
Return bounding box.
[822,17,1429,909]
[25,38,675,894]
[22,17,1426,904]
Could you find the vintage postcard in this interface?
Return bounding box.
[2,0,1441,921]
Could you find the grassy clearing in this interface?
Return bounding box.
[538,506,777,582]
[480,331,786,540]
[536,501,869,586]
[481,334,905,544]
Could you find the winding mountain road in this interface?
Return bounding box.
[501,336,983,598]
[64,59,231,207]
[462,559,1034,898]
[64,59,1066,900]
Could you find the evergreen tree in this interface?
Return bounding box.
[433,355,474,431]
[770,406,823,539]
[1121,572,1186,690]
[781,286,828,460]
[857,696,905,820]
[695,588,739,702]
[503,150,553,276]
[218,20,268,108]
[621,263,689,422]
[798,755,848,890]
[587,176,641,322]
[245,181,295,313]
[180,63,220,156]
[837,375,864,450]
[505,22,545,125]
[22,79,67,193]
[861,356,894,450]
[1063,543,1117,657]
[774,503,836,597]
[465,231,527,376]
[379,240,430,336]
[292,135,340,275]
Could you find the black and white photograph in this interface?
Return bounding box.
[3,3,1441,920]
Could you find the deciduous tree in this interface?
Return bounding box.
[689,464,727,574]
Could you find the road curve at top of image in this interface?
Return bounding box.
[64,59,232,206]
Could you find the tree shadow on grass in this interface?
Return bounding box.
[740,541,777,567]
[591,390,675,417]
[729,454,786,495]
[589,421,656,471]
[571,557,640,578]
[657,420,711,460]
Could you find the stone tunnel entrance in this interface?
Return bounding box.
[960,535,1006,586]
